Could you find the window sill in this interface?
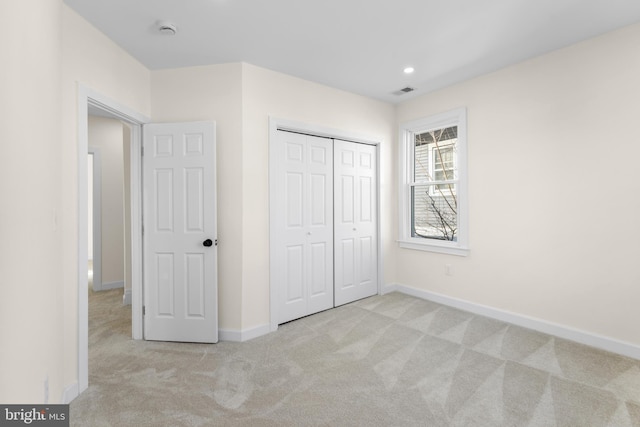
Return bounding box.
[398,240,469,256]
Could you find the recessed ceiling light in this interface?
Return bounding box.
[403,67,415,74]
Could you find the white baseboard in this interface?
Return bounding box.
[62,382,78,404]
[381,283,398,295]
[96,280,124,291]
[385,283,640,360]
[122,288,132,305]
[219,323,270,342]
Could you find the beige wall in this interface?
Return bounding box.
[240,63,396,329]
[61,4,150,399]
[151,63,244,331]
[0,0,64,403]
[150,63,396,332]
[395,23,640,346]
[88,116,125,286]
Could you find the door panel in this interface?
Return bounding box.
[275,131,333,324]
[310,242,327,295]
[156,253,174,316]
[334,140,378,306]
[360,176,373,221]
[185,168,204,232]
[155,169,174,231]
[340,238,355,289]
[286,244,304,302]
[185,253,205,318]
[286,172,303,228]
[143,122,217,343]
[310,174,327,225]
[341,175,354,222]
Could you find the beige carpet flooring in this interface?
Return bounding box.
[70,289,640,426]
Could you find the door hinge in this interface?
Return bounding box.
[143,306,146,315]
[141,146,144,156]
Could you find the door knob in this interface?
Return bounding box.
[203,239,213,247]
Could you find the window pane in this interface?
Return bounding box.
[413,142,430,182]
[411,184,458,241]
[435,170,451,181]
[414,126,457,183]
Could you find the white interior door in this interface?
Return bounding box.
[334,140,378,306]
[274,131,334,324]
[143,121,218,343]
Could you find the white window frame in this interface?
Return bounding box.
[398,107,469,256]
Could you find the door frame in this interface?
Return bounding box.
[87,147,102,292]
[77,84,150,394]
[268,117,383,332]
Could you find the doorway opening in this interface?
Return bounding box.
[87,148,101,291]
[87,118,130,295]
[76,85,149,396]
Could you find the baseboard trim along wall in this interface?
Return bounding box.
[122,289,132,306]
[382,283,640,360]
[219,324,271,342]
[97,280,124,291]
[62,383,79,404]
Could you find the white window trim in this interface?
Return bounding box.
[398,107,469,256]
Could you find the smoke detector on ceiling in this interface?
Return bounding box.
[157,21,177,36]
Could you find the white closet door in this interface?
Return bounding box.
[274,131,334,324]
[334,140,378,306]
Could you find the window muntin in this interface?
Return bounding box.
[399,108,468,255]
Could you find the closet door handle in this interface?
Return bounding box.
[203,239,213,247]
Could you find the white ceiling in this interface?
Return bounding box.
[64,0,640,103]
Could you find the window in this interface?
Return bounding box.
[399,108,468,255]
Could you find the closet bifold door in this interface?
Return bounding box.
[274,131,334,324]
[334,140,378,306]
